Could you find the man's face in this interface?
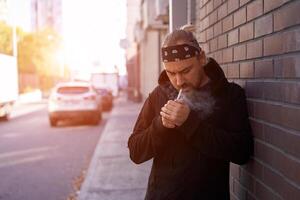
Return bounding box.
[164,56,204,91]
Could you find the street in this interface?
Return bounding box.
[0,103,107,200]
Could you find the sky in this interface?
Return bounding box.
[62,0,127,78]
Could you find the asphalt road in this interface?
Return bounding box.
[0,104,107,200]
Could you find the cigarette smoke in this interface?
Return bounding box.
[180,89,215,120]
[162,83,216,120]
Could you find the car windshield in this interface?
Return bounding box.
[57,86,89,94]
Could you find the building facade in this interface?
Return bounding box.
[126,0,300,199]
[31,0,62,34]
[195,0,300,199]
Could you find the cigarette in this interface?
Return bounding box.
[176,89,182,100]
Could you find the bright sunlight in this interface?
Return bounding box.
[62,0,127,79]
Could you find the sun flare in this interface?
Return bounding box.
[62,0,126,79]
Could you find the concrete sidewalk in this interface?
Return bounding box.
[78,96,151,200]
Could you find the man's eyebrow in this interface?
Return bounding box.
[166,65,193,74]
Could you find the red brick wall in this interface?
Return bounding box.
[195,0,300,199]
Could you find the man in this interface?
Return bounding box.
[128,29,253,200]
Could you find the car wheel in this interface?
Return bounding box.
[91,114,100,125]
[0,113,9,121]
[49,117,57,127]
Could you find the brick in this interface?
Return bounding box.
[246,82,264,100]
[264,123,300,159]
[199,6,207,20]
[207,26,214,40]
[255,141,286,171]
[206,0,214,14]
[214,0,223,8]
[264,124,287,151]
[230,163,241,179]
[223,15,234,32]
[223,47,233,63]
[209,10,218,26]
[199,31,206,43]
[263,82,283,102]
[255,181,282,200]
[202,16,209,30]
[253,101,282,125]
[274,0,300,31]
[218,34,227,49]
[240,169,255,193]
[255,59,274,78]
[263,167,285,196]
[203,0,210,6]
[274,54,300,78]
[220,64,227,76]
[227,63,239,77]
[249,118,264,139]
[255,14,273,37]
[210,37,218,52]
[240,61,254,78]
[199,0,204,8]
[281,180,300,200]
[246,193,256,200]
[228,0,239,14]
[252,101,288,131]
[233,180,247,199]
[264,0,288,13]
[234,44,246,61]
[247,0,263,21]
[228,29,239,46]
[234,7,246,27]
[247,99,255,118]
[281,157,300,186]
[283,29,300,53]
[263,165,300,199]
[242,158,264,180]
[202,42,209,53]
[230,194,238,200]
[247,39,263,59]
[281,105,300,131]
[283,82,300,105]
[240,0,252,6]
[214,50,223,63]
[264,33,283,56]
[239,22,254,42]
[218,2,228,20]
[213,21,222,37]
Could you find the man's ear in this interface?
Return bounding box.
[198,51,207,66]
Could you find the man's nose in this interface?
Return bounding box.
[176,73,185,87]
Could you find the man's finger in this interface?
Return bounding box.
[161,116,176,128]
[161,106,175,115]
[162,115,175,124]
[160,111,173,121]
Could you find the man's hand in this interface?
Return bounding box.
[160,99,190,128]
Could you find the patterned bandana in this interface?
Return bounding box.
[161,44,201,63]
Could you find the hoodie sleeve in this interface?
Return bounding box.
[177,85,253,165]
[128,91,172,164]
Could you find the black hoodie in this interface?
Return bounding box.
[128,58,253,200]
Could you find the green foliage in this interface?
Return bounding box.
[16,27,67,92]
[17,27,63,77]
[0,20,13,55]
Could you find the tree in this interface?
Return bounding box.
[17,27,63,76]
[17,27,65,91]
[0,20,13,55]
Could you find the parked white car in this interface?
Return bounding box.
[48,81,102,126]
